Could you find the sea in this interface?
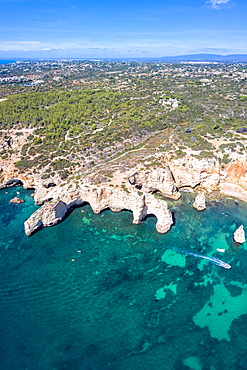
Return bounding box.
[1,186,247,370]
[0,60,17,65]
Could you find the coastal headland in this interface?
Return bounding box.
[0,60,247,235]
[1,149,247,236]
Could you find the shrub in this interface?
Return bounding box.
[15,159,37,170]
[222,154,231,164]
[33,137,42,145]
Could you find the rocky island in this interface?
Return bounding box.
[233,225,246,245]
[9,197,25,204]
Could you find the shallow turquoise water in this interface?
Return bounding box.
[1,187,247,370]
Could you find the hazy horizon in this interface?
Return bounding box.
[1,0,247,59]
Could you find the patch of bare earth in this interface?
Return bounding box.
[227,161,247,179]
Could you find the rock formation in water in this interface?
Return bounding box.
[24,186,173,236]
[10,197,25,204]
[193,193,206,211]
[233,225,246,244]
[1,152,247,236]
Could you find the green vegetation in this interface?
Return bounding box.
[0,60,247,179]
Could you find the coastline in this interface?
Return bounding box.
[1,152,247,236]
[219,183,247,202]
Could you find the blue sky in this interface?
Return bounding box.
[0,0,246,58]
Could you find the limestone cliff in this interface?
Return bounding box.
[0,168,36,189]
[128,168,180,200]
[24,185,173,236]
[222,159,247,190]
[1,152,247,237]
[169,157,220,191]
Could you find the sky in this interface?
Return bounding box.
[0,0,246,58]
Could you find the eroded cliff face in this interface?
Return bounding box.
[24,185,173,236]
[169,157,221,190]
[128,167,180,200]
[0,168,36,189]
[223,159,247,189]
[2,153,247,237]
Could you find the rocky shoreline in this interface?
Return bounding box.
[1,153,247,236]
[24,189,173,236]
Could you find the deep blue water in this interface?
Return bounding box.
[0,60,17,65]
[1,187,247,370]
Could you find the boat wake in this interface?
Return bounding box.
[172,247,231,269]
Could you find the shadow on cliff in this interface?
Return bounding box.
[2,178,24,189]
[141,214,157,222]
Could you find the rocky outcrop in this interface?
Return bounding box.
[24,199,83,236]
[193,193,206,211]
[10,197,25,204]
[221,159,247,192]
[169,157,220,191]
[0,168,36,190]
[24,186,173,236]
[128,168,180,200]
[2,152,247,238]
[144,193,173,233]
[233,225,246,244]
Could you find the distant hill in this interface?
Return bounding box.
[3,54,247,63]
[159,54,247,62]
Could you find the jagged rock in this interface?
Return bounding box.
[233,225,246,244]
[169,156,220,191]
[128,168,180,200]
[0,169,35,190]
[193,193,206,211]
[10,197,25,204]
[24,200,82,236]
[24,186,173,236]
[144,193,173,233]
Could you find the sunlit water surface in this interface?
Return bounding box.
[1,187,247,370]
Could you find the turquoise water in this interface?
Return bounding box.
[1,187,247,370]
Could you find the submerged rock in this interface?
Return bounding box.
[234,225,246,244]
[10,197,25,204]
[193,193,206,211]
